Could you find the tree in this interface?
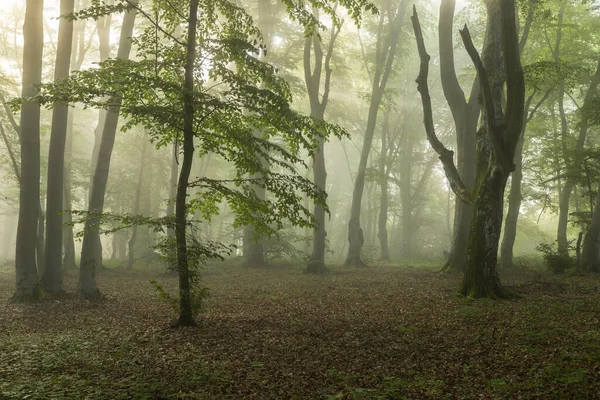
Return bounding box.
[174,0,200,326]
[345,0,408,267]
[42,0,75,294]
[14,0,44,301]
[437,0,480,273]
[303,8,341,273]
[35,0,373,325]
[412,0,525,298]
[78,0,138,298]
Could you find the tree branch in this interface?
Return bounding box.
[411,6,472,205]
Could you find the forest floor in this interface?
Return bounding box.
[1,260,600,399]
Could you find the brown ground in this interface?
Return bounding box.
[0,262,599,399]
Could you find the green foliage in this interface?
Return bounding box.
[536,241,575,274]
[23,0,362,248]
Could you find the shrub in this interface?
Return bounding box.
[536,241,575,274]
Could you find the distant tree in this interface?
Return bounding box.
[345,0,408,267]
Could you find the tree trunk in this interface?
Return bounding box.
[87,11,111,205]
[127,138,148,269]
[166,140,178,270]
[438,0,479,273]
[14,0,44,301]
[399,138,413,258]
[62,110,77,271]
[412,0,525,298]
[308,138,328,272]
[459,171,511,297]
[36,210,45,276]
[377,112,390,261]
[500,134,523,268]
[173,0,199,327]
[243,225,266,267]
[580,186,600,273]
[78,1,137,299]
[42,0,75,294]
[62,1,89,273]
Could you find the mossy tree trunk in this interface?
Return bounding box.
[460,166,510,298]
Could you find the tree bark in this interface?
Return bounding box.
[14,0,44,301]
[42,0,75,294]
[78,1,138,299]
[173,0,199,327]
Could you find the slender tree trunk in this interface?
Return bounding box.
[62,0,88,272]
[62,110,77,271]
[127,138,148,269]
[377,112,390,261]
[581,186,600,273]
[399,138,413,258]
[308,138,328,271]
[166,140,178,270]
[500,134,523,268]
[42,0,75,294]
[14,0,44,301]
[174,0,199,327]
[78,1,137,298]
[87,11,111,203]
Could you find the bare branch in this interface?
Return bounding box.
[411,6,472,205]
